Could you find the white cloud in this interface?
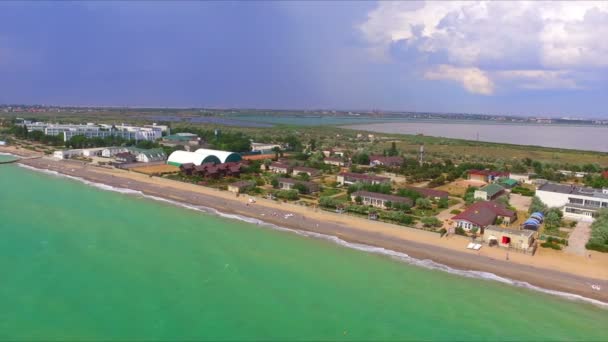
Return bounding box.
[360,1,608,93]
[425,65,494,95]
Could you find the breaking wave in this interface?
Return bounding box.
[17,163,608,309]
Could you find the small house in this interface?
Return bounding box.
[369,155,404,167]
[474,184,505,201]
[482,225,535,254]
[323,157,346,167]
[292,166,320,177]
[135,149,167,163]
[337,172,390,186]
[228,180,255,194]
[268,162,292,174]
[468,170,510,183]
[452,201,517,231]
[115,152,136,163]
[278,178,320,193]
[350,191,413,209]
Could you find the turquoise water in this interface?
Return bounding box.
[1,161,607,341]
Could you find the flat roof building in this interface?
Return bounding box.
[536,182,608,222]
[350,191,413,210]
[337,172,390,186]
[482,225,536,254]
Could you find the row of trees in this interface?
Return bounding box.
[587,209,608,252]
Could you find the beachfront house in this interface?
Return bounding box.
[53,149,84,159]
[134,149,167,163]
[337,172,390,186]
[278,178,320,194]
[292,166,320,177]
[468,170,510,183]
[482,225,536,254]
[474,184,506,201]
[228,180,255,194]
[268,162,292,174]
[350,191,413,210]
[82,147,105,157]
[536,182,608,222]
[369,155,404,167]
[452,201,517,232]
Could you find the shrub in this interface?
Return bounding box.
[421,216,442,228]
[455,227,467,236]
[586,242,608,253]
[450,209,461,215]
[541,242,562,250]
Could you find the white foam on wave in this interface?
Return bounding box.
[17,163,608,309]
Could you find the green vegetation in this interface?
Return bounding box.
[586,209,608,253]
[464,186,478,205]
[421,216,442,228]
[511,186,535,196]
[529,196,548,214]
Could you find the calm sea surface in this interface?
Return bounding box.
[343,121,608,152]
[1,158,607,340]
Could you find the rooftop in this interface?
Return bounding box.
[484,225,535,238]
[469,169,510,177]
[479,184,505,197]
[537,182,608,199]
[352,191,413,205]
[339,172,390,182]
[452,201,516,227]
[404,186,449,199]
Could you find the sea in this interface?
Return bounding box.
[1,155,607,341]
[342,121,608,152]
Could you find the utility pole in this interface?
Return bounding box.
[419,144,425,166]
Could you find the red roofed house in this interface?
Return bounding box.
[292,166,321,177]
[468,170,510,183]
[369,155,404,167]
[452,201,517,232]
[268,162,292,174]
[603,171,608,179]
[337,172,391,186]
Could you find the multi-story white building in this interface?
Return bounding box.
[536,183,608,222]
[25,122,163,142]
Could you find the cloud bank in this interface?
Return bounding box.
[360,1,608,95]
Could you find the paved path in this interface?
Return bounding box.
[565,221,591,256]
[436,197,465,228]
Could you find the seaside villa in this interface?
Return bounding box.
[468,170,510,183]
[536,183,608,222]
[452,201,517,232]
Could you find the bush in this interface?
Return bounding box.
[319,196,341,209]
[511,186,535,196]
[586,242,608,253]
[541,242,562,250]
[421,216,442,228]
[438,228,447,237]
[275,190,299,201]
[450,209,461,215]
[455,227,467,236]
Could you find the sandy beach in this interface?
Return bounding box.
[3,146,607,304]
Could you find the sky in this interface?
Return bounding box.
[0,1,607,117]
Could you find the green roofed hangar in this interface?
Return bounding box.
[167,148,242,166]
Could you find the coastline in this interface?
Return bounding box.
[3,146,607,306]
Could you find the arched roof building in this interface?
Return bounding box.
[167,149,242,166]
[167,151,220,166]
[194,148,242,163]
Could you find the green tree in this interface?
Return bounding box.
[438,198,449,209]
[355,195,363,205]
[529,196,548,214]
[384,201,392,209]
[545,211,562,229]
[415,197,432,209]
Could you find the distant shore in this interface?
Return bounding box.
[1,153,604,306]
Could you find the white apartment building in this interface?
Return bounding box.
[26,122,163,142]
[536,183,608,222]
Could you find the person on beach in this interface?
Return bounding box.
[506,252,509,261]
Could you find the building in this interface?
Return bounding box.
[474,184,506,201]
[468,170,510,183]
[350,191,413,209]
[452,201,517,231]
[53,149,85,159]
[190,162,243,178]
[510,173,532,184]
[115,152,136,163]
[135,149,166,163]
[102,147,129,158]
[337,172,390,186]
[268,162,292,174]
[536,183,608,222]
[403,186,449,200]
[251,142,282,153]
[323,157,346,167]
[278,178,320,193]
[369,155,404,167]
[292,166,320,177]
[25,122,163,142]
[482,225,536,254]
[228,180,255,194]
[179,163,195,175]
[82,147,105,157]
[498,178,519,189]
[167,149,241,166]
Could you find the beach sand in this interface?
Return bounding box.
[4,148,607,303]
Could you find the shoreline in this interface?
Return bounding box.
[6,155,606,306]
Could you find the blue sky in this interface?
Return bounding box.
[0,1,607,117]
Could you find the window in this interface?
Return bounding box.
[568,197,584,204]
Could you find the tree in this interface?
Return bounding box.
[545,211,562,229]
[271,178,279,188]
[355,195,363,205]
[421,216,442,228]
[387,142,398,156]
[415,197,432,209]
[293,182,309,194]
[384,201,392,209]
[529,196,548,214]
[438,198,449,209]
[587,209,608,252]
[352,152,370,165]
